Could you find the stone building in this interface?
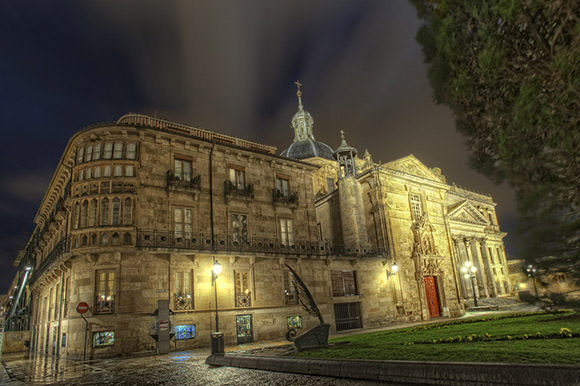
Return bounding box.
[7,85,510,359]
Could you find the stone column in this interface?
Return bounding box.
[469,238,489,298]
[479,239,497,297]
[463,238,479,298]
[453,238,468,299]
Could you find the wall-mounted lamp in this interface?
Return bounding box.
[387,262,399,278]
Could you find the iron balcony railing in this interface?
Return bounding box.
[272,189,299,206]
[224,181,254,199]
[136,229,387,257]
[167,171,201,191]
[95,294,115,314]
[29,236,70,284]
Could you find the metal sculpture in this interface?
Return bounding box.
[285,264,330,351]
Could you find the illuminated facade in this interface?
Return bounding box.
[6,87,510,359]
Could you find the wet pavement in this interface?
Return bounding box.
[2,351,384,386]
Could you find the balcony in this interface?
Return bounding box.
[94,294,115,314]
[29,236,70,284]
[167,170,201,192]
[272,189,299,208]
[224,181,254,202]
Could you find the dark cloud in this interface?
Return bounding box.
[0,1,518,292]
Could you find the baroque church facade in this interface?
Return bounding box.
[6,85,510,359]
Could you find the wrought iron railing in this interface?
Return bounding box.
[224,181,254,199]
[94,294,115,314]
[272,189,299,206]
[174,293,193,310]
[29,236,70,284]
[167,171,201,191]
[136,229,387,257]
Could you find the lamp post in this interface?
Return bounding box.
[210,260,224,355]
[212,260,221,332]
[461,261,478,307]
[526,264,538,299]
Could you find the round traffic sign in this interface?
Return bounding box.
[76,302,89,314]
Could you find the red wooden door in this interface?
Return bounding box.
[424,276,441,317]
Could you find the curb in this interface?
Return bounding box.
[205,354,580,385]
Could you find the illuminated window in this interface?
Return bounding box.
[174,158,192,181]
[175,325,195,340]
[279,218,294,246]
[229,166,245,189]
[95,270,115,314]
[234,270,251,307]
[92,331,114,348]
[174,270,193,310]
[409,193,423,220]
[174,208,193,237]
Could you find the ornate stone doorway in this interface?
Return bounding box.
[424,276,441,317]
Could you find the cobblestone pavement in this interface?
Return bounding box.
[2,351,385,386]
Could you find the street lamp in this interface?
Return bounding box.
[210,259,224,355]
[461,261,478,307]
[526,264,538,298]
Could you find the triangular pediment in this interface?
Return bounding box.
[448,201,489,226]
[383,155,444,183]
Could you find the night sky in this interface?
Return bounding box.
[0,1,517,293]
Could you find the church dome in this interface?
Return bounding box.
[280,81,334,161]
[281,139,334,160]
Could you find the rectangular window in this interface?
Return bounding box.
[174,158,192,181]
[229,166,245,190]
[94,167,101,178]
[95,270,115,314]
[279,218,294,246]
[93,143,101,160]
[234,270,251,307]
[283,269,298,305]
[103,143,113,159]
[126,165,134,177]
[409,193,423,220]
[93,331,114,348]
[114,165,123,177]
[126,143,136,159]
[174,208,193,237]
[113,142,123,159]
[231,214,248,243]
[276,176,290,197]
[85,145,93,162]
[76,147,84,164]
[175,325,196,340]
[61,333,66,348]
[86,168,92,179]
[174,270,193,310]
[331,271,358,297]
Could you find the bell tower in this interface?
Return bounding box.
[334,131,370,254]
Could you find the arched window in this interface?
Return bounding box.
[104,166,111,177]
[101,233,109,245]
[114,165,123,177]
[85,145,93,162]
[112,198,120,225]
[76,147,84,164]
[93,143,102,160]
[91,233,97,245]
[82,235,88,246]
[78,169,84,181]
[104,143,113,159]
[73,202,80,229]
[123,232,132,245]
[86,168,92,179]
[81,200,88,228]
[112,232,120,245]
[89,199,98,227]
[94,166,101,178]
[126,143,136,159]
[126,165,134,177]
[113,142,123,159]
[101,198,109,226]
[123,198,132,225]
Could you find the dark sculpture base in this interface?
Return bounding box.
[293,323,330,352]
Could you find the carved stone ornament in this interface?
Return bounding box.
[411,214,438,257]
[421,258,441,276]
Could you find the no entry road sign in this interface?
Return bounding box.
[76,302,89,314]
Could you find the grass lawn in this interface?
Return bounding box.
[294,311,580,364]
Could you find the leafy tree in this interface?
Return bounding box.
[410,0,580,282]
